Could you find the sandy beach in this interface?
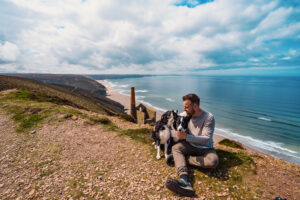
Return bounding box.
[98,80,225,143]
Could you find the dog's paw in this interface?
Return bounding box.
[156,155,161,160]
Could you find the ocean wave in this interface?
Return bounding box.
[104,80,129,89]
[136,90,148,93]
[215,127,299,156]
[258,117,272,121]
[166,98,175,102]
[136,96,146,100]
[104,80,117,88]
[119,84,129,88]
[119,90,130,96]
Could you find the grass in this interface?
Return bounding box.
[117,113,135,123]
[88,116,119,131]
[2,101,46,133]
[0,89,123,135]
[0,90,77,133]
[118,128,152,144]
[219,139,245,149]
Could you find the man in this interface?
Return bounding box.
[165,93,219,197]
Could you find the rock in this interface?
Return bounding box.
[71,115,78,120]
[30,130,36,134]
[233,185,239,190]
[29,189,35,196]
[217,192,229,197]
[0,183,4,188]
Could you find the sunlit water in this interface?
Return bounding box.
[103,75,300,164]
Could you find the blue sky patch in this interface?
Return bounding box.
[174,0,214,8]
[56,25,64,29]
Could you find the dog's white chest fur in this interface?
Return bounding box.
[159,125,171,144]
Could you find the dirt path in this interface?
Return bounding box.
[0,113,183,199]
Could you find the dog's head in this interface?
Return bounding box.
[176,115,192,132]
[167,110,178,128]
[152,110,179,140]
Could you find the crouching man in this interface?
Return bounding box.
[165,93,219,197]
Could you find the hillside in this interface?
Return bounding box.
[6,74,107,95]
[0,89,299,199]
[0,75,124,115]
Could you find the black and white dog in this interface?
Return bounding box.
[152,110,192,160]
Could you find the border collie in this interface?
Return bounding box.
[152,111,192,160]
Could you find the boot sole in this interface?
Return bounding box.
[165,178,195,197]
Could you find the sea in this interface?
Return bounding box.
[102,75,300,165]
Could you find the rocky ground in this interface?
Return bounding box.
[0,89,300,199]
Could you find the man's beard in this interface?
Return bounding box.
[186,108,195,116]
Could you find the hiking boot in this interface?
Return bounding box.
[166,154,174,167]
[165,178,195,197]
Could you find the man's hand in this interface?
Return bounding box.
[176,130,187,139]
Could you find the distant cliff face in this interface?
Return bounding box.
[0,75,124,115]
[5,74,107,96]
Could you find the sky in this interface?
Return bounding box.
[0,0,299,75]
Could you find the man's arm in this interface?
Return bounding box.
[186,114,215,146]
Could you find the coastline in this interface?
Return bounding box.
[98,79,300,165]
[99,80,226,144]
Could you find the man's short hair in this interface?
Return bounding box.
[182,93,200,106]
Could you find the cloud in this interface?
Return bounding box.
[0,0,299,74]
[0,41,20,62]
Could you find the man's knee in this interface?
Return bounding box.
[171,142,185,153]
[188,152,219,168]
[205,152,219,168]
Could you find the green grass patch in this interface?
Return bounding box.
[88,116,118,131]
[118,128,152,144]
[17,114,44,132]
[40,168,56,177]
[5,90,79,107]
[6,104,45,133]
[12,90,32,100]
[219,139,244,149]
[117,113,135,122]
[36,160,53,168]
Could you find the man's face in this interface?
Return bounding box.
[183,100,195,116]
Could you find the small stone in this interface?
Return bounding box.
[71,115,78,120]
[29,189,35,196]
[0,183,4,188]
[156,186,161,191]
[217,192,229,197]
[98,176,103,180]
[30,130,36,134]
[233,185,239,190]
